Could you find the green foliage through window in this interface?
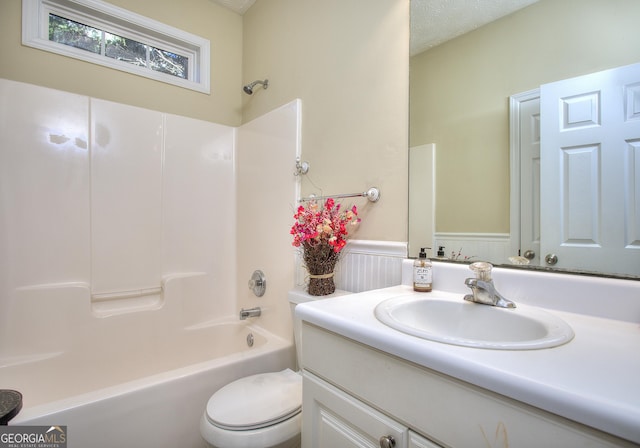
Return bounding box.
[48,13,188,79]
[49,14,101,54]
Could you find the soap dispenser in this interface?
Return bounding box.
[413,247,432,292]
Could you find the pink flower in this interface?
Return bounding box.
[290,198,359,253]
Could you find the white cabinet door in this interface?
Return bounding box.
[409,431,443,448]
[303,372,408,448]
[540,62,640,275]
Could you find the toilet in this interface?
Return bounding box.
[200,288,349,448]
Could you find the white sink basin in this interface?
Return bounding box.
[374,295,574,350]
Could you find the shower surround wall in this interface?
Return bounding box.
[0,78,299,363]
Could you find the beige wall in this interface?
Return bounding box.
[242,0,410,242]
[410,0,640,234]
[2,0,410,243]
[0,0,243,125]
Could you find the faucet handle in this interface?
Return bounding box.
[469,261,493,281]
[248,270,266,297]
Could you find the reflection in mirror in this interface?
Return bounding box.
[409,0,640,278]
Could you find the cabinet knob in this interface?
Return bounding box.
[379,435,396,448]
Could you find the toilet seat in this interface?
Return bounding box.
[205,369,302,431]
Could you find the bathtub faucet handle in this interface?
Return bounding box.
[248,270,266,297]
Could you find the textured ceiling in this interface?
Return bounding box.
[209,0,540,56]
[410,0,539,55]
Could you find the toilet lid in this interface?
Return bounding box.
[206,369,302,431]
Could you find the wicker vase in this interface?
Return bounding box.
[307,267,336,296]
[303,241,339,296]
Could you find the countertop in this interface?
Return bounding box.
[296,284,640,444]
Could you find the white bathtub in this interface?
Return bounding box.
[3,321,294,448]
[0,276,295,448]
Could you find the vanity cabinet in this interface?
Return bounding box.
[409,432,441,448]
[301,322,637,448]
[303,371,442,448]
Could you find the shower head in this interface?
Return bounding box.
[243,79,269,95]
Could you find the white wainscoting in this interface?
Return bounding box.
[434,233,512,264]
[294,236,514,294]
[295,240,408,293]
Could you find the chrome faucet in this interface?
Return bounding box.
[463,262,516,308]
[239,307,261,320]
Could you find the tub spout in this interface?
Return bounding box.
[239,307,261,320]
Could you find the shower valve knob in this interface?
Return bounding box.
[248,270,266,297]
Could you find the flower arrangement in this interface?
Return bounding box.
[291,198,360,295]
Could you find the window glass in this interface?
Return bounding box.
[48,13,191,82]
[149,48,188,79]
[105,32,147,69]
[48,14,101,54]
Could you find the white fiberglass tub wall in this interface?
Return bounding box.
[0,78,236,338]
[0,79,299,447]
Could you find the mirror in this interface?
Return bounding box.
[409,0,640,278]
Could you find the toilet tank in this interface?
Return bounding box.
[288,288,350,369]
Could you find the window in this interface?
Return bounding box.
[22,0,210,93]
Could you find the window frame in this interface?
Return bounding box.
[22,0,211,94]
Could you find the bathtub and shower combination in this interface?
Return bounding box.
[0,79,303,448]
